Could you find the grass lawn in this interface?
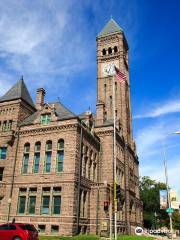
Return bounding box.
[40,234,154,240]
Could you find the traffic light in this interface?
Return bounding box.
[104,201,109,211]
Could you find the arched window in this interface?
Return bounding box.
[104,84,106,96]
[89,150,93,180]
[33,142,41,173]
[102,49,106,56]
[110,95,112,108]
[83,146,88,177]
[93,153,97,181]
[114,46,118,53]
[44,140,52,173]
[22,143,30,174]
[115,82,117,91]
[108,47,112,54]
[57,139,64,172]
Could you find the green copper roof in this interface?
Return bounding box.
[0,78,35,108]
[98,18,123,37]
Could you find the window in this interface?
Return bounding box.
[0,168,4,181]
[0,196,3,206]
[45,141,52,171]
[35,141,41,152]
[24,143,30,153]
[83,191,87,217]
[108,47,112,54]
[8,225,17,230]
[115,82,117,91]
[83,146,88,177]
[80,191,87,218]
[110,95,112,110]
[52,196,61,214]
[93,162,96,181]
[33,152,40,173]
[22,143,30,174]
[29,187,37,192]
[33,142,41,173]
[18,196,26,214]
[0,147,7,160]
[45,152,51,173]
[28,196,36,214]
[104,84,106,96]
[102,49,106,56]
[7,120,12,130]
[2,121,7,131]
[19,224,36,232]
[0,224,9,230]
[41,114,51,125]
[57,139,64,172]
[51,225,59,234]
[46,140,52,151]
[38,225,46,233]
[84,157,87,177]
[53,186,61,192]
[41,196,50,214]
[89,151,93,180]
[42,187,50,192]
[114,46,118,53]
[44,141,52,173]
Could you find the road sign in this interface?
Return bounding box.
[166,208,174,213]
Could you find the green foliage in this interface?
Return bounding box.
[119,235,154,240]
[172,211,180,230]
[140,176,169,229]
[39,235,153,240]
[140,176,180,230]
[40,235,99,240]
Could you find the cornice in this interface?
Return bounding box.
[18,123,78,136]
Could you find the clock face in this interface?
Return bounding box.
[103,63,115,76]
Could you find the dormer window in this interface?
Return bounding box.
[41,114,51,125]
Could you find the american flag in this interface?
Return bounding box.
[114,66,126,83]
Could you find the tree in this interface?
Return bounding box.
[172,211,180,230]
[140,176,169,229]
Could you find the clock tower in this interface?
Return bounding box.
[96,18,133,144]
[94,19,142,235]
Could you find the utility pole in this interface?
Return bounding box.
[162,141,173,239]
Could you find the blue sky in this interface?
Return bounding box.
[0,0,180,197]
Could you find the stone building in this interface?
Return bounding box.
[0,18,143,236]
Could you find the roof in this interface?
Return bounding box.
[54,102,76,119]
[78,111,95,119]
[98,18,123,38]
[20,101,76,126]
[0,78,35,108]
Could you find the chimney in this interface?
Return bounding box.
[36,88,45,110]
[96,101,105,126]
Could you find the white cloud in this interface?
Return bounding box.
[0,0,95,90]
[135,99,180,119]
[136,116,180,199]
[140,158,180,199]
[0,72,14,96]
[136,118,180,157]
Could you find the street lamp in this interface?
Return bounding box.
[161,139,173,239]
[162,131,180,239]
[171,131,180,134]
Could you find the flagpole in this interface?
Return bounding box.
[112,69,117,240]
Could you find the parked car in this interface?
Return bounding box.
[0,223,39,240]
